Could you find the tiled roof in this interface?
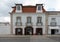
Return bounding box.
[11,4,46,13]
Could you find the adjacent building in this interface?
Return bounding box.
[47,11,60,35]
[10,4,60,35]
[0,22,10,34]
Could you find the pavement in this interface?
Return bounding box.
[0,35,60,42]
[47,35,60,42]
[30,36,59,42]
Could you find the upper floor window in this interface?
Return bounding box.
[51,18,55,21]
[16,17,21,22]
[16,17,22,26]
[36,5,43,12]
[16,5,20,10]
[37,17,42,23]
[50,18,57,26]
[27,17,31,23]
[38,6,41,10]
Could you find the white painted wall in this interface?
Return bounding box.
[12,13,46,34]
[48,14,60,34]
[48,15,60,25]
[0,23,10,34]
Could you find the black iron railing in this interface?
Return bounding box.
[15,22,22,26]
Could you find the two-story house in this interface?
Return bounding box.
[10,4,60,35]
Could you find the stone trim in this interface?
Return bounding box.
[45,13,49,35]
[10,14,13,34]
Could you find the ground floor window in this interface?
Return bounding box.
[24,26,33,35]
[15,27,43,35]
[15,28,22,35]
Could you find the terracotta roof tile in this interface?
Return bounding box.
[11,4,46,13]
[22,6,36,13]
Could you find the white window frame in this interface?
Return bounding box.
[16,5,20,11]
[37,17,42,23]
[16,17,21,22]
[38,6,42,10]
[50,18,57,26]
[27,17,31,23]
[36,5,42,12]
[15,17,21,26]
[16,5,22,12]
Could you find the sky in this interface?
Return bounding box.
[0,0,60,22]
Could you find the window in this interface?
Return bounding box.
[5,23,8,26]
[37,17,42,23]
[16,5,20,10]
[27,28,32,32]
[16,17,21,26]
[17,29,21,32]
[27,17,31,23]
[50,18,57,26]
[51,18,55,21]
[16,17,21,22]
[50,22,57,26]
[52,18,55,20]
[38,6,41,10]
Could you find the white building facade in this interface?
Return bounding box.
[47,12,60,35]
[10,4,60,35]
[0,22,10,34]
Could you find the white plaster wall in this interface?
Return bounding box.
[48,29,51,34]
[12,13,46,34]
[0,25,10,34]
[48,15,60,34]
[59,29,60,34]
[48,15,60,25]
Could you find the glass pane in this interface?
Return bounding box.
[51,18,56,22]
[38,6,41,10]
[27,17,31,23]
[37,17,42,23]
[17,5,20,10]
[18,29,21,32]
[50,22,56,26]
[50,18,57,26]
[16,17,21,22]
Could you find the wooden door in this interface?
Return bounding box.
[25,27,33,35]
[36,28,42,35]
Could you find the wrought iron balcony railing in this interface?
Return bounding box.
[26,22,33,26]
[36,22,43,26]
[15,22,22,26]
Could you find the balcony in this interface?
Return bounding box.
[36,22,43,26]
[48,25,60,29]
[15,22,22,26]
[26,22,33,26]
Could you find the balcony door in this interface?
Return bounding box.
[37,17,42,23]
[15,28,22,35]
[25,26,33,35]
[16,17,21,26]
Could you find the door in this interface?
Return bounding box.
[51,29,55,35]
[15,28,22,35]
[25,26,33,35]
[36,28,42,35]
